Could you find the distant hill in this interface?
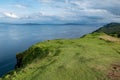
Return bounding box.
[1,23,120,80]
[95,23,120,37]
[0,22,84,25]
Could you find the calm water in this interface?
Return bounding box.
[0,24,101,76]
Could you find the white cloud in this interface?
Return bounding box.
[3,12,19,19]
[37,0,53,3]
[15,4,26,8]
[76,0,120,15]
[70,0,90,9]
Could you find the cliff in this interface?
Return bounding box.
[1,23,120,80]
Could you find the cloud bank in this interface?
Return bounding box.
[0,0,119,24]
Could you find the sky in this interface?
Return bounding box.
[0,0,120,24]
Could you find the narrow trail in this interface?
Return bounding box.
[99,35,120,42]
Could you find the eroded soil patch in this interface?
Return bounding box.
[107,63,120,80]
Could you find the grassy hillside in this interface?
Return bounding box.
[1,32,120,80]
[95,23,120,37]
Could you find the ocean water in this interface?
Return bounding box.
[0,24,101,77]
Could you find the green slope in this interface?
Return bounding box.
[1,32,120,80]
[95,23,120,37]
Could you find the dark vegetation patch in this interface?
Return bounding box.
[53,49,61,56]
[56,40,64,44]
[76,44,83,47]
[78,56,94,63]
[95,23,120,38]
[16,46,50,68]
[113,49,120,55]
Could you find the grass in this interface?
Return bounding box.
[1,32,120,80]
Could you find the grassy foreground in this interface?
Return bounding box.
[1,32,120,80]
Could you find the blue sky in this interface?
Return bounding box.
[0,0,120,24]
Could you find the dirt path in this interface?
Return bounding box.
[99,35,120,42]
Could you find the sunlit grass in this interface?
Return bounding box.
[2,32,120,80]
